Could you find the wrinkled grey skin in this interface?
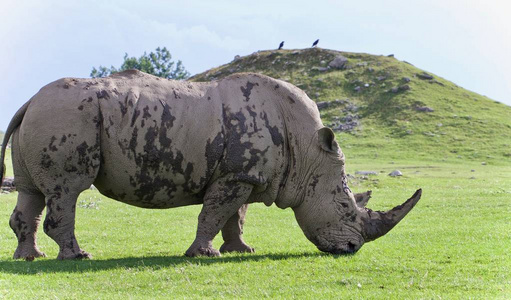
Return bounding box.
[0,70,421,260]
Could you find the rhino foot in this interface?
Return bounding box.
[13,248,46,261]
[220,241,255,254]
[185,245,221,257]
[57,250,92,260]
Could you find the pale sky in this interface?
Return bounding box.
[1,0,510,130]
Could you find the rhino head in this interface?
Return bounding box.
[292,127,422,254]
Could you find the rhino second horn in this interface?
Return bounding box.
[362,189,422,242]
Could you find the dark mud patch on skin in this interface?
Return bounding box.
[11,210,26,231]
[159,100,175,128]
[219,105,252,174]
[128,127,139,158]
[84,81,99,90]
[245,106,260,132]
[260,111,284,147]
[217,105,272,188]
[82,97,94,103]
[60,135,67,146]
[96,90,110,100]
[119,96,129,117]
[131,109,141,127]
[309,174,321,193]
[345,211,357,222]
[10,210,28,243]
[93,113,103,129]
[201,132,225,186]
[72,137,101,175]
[240,82,259,102]
[117,104,204,206]
[41,153,55,169]
[63,164,78,173]
[105,116,115,138]
[142,106,152,119]
[49,136,58,152]
[43,209,62,233]
[218,181,243,206]
[245,147,270,172]
[76,142,90,165]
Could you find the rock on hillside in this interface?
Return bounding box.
[190,48,511,162]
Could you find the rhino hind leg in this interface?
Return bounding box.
[219,204,255,254]
[43,192,92,260]
[10,191,47,260]
[185,179,253,257]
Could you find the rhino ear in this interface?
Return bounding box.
[318,127,339,154]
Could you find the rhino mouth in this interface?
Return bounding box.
[314,235,361,255]
[320,242,359,255]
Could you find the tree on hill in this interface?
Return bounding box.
[91,47,190,80]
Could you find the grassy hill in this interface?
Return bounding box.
[191,48,511,164]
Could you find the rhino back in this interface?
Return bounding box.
[88,71,224,207]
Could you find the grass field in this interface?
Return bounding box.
[1,149,510,299]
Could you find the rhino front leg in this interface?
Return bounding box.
[185,179,253,257]
[43,193,91,260]
[10,191,46,260]
[219,204,255,253]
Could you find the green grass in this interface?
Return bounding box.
[1,150,510,299]
[2,148,13,178]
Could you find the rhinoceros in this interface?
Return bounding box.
[0,70,421,260]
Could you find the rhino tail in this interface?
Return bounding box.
[0,100,31,188]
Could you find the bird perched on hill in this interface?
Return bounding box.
[312,39,319,47]
[278,41,284,50]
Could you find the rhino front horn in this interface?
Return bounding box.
[362,189,422,242]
